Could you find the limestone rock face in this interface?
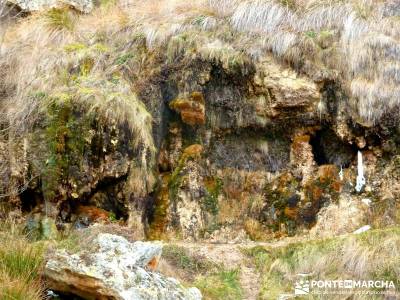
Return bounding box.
[44,233,202,300]
[256,58,320,110]
[310,195,368,238]
[7,0,94,13]
[252,57,321,121]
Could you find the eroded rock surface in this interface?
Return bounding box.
[7,0,94,13]
[45,233,202,300]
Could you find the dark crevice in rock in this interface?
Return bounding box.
[20,187,43,213]
[143,191,157,232]
[47,289,84,300]
[310,128,357,167]
[157,79,178,150]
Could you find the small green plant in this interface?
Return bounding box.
[109,212,118,222]
[64,43,87,53]
[278,0,296,10]
[192,15,207,26]
[305,30,317,38]
[195,269,243,300]
[115,53,134,65]
[99,0,117,9]
[242,246,271,271]
[44,8,75,31]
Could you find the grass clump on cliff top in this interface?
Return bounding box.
[0,218,45,300]
[244,226,400,299]
[2,0,400,130]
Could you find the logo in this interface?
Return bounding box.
[295,280,310,295]
[292,277,396,296]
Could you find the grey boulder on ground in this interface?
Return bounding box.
[44,233,202,300]
[7,0,94,13]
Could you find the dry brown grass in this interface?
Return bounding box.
[247,226,400,299]
[1,0,399,128]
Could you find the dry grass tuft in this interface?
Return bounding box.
[43,7,77,32]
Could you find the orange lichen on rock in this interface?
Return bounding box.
[318,165,337,181]
[169,92,205,126]
[291,135,311,160]
[284,206,298,219]
[147,255,160,271]
[183,144,203,158]
[75,205,110,223]
[318,165,342,192]
[304,165,342,209]
[290,133,315,183]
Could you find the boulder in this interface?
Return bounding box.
[7,0,94,13]
[44,233,202,300]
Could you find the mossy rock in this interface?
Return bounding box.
[25,215,58,241]
[262,172,301,235]
[203,177,223,216]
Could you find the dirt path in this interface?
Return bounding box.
[170,242,259,299]
[167,235,309,299]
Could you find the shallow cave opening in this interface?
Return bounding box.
[57,176,131,224]
[309,128,358,167]
[20,188,43,213]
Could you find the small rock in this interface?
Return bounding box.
[25,215,58,240]
[353,225,371,234]
[356,136,366,149]
[361,198,372,206]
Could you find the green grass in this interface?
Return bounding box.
[0,219,45,300]
[244,227,400,299]
[241,246,272,271]
[195,269,242,300]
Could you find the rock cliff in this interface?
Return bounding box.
[1,0,400,242]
